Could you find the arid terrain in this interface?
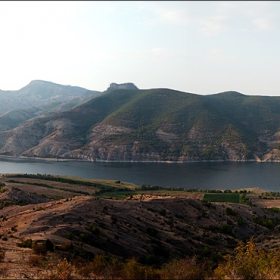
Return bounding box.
[0,174,280,278]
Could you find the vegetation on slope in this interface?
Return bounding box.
[0,174,280,278]
[2,86,280,161]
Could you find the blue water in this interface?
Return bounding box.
[0,157,279,191]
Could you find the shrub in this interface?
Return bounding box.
[44,239,54,252]
[79,233,92,243]
[28,255,47,267]
[60,241,73,251]
[67,232,74,240]
[160,256,207,279]
[0,247,5,262]
[214,238,280,279]
[32,239,54,255]
[89,223,100,235]
[237,217,244,226]
[226,207,237,216]
[122,258,146,279]
[32,242,48,255]
[220,224,232,234]
[159,209,167,216]
[45,258,74,280]
[147,227,158,237]
[80,255,122,279]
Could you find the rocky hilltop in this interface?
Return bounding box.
[107,82,138,91]
[0,83,280,162]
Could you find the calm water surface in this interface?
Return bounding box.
[0,157,280,191]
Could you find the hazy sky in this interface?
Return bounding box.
[1,1,280,95]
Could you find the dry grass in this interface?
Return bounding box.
[0,176,279,278]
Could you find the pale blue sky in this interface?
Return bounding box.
[1,1,280,95]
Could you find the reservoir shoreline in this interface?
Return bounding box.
[0,155,273,163]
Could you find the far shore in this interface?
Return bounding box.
[0,154,279,163]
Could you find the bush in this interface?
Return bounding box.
[45,258,74,279]
[60,241,73,251]
[32,242,48,255]
[214,238,280,279]
[122,258,146,279]
[32,239,54,255]
[17,239,33,248]
[0,187,6,193]
[80,255,122,279]
[89,223,100,235]
[28,255,47,267]
[0,248,5,262]
[160,256,207,279]
[159,209,167,216]
[44,239,54,252]
[67,232,74,240]
[226,207,237,216]
[220,224,232,234]
[147,227,158,237]
[79,233,92,243]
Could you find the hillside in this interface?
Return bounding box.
[0,86,280,161]
[1,174,280,278]
[0,80,100,131]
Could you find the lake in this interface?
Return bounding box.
[0,157,279,191]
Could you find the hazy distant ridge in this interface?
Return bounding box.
[0,80,100,130]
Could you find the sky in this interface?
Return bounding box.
[1,1,280,96]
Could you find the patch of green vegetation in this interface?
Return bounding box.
[40,194,65,200]
[252,216,278,229]
[267,207,280,213]
[17,238,33,248]
[226,207,238,216]
[261,191,280,198]
[96,191,132,199]
[240,193,251,205]
[203,193,240,203]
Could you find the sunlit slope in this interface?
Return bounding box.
[0,88,280,161]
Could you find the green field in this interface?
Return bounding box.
[203,193,240,203]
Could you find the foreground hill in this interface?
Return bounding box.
[0,86,280,161]
[1,174,280,278]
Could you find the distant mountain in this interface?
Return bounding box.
[0,80,101,130]
[1,86,280,162]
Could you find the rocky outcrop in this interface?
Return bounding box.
[106,82,138,91]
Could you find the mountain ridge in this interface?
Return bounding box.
[0,84,279,162]
[0,80,101,131]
